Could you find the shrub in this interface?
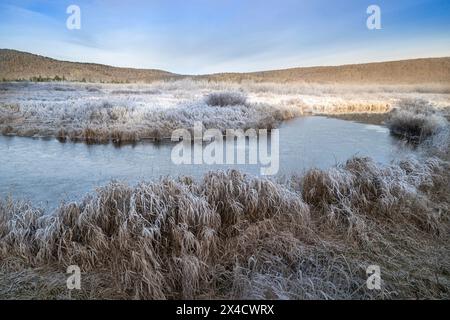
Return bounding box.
[205,92,248,107]
[387,109,448,143]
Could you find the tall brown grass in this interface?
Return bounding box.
[1,153,448,299]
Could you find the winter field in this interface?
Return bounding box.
[0,80,450,299]
[0,80,449,143]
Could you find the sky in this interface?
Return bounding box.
[0,0,449,74]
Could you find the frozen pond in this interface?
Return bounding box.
[0,116,409,209]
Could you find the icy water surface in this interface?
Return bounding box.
[0,116,410,209]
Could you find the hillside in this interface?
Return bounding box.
[1,49,450,84]
[203,57,450,84]
[0,49,180,83]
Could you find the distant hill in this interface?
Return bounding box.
[0,49,180,83]
[1,49,449,84]
[203,57,450,84]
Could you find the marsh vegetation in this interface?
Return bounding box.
[0,80,449,299]
[0,81,449,144]
[1,152,448,299]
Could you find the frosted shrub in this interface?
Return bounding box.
[205,91,247,107]
[387,99,449,145]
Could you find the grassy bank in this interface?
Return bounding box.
[1,81,449,144]
[1,154,448,299]
[0,93,449,299]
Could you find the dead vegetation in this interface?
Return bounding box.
[0,148,449,299]
[1,81,449,144]
[387,99,449,146]
[0,83,449,300]
[205,92,248,107]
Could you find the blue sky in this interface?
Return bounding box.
[0,0,449,74]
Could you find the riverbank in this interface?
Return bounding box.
[1,81,449,144]
[1,110,449,299]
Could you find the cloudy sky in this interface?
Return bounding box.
[0,0,449,74]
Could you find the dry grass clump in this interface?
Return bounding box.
[312,101,391,115]
[1,81,449,144]
[301,157,446,239]
[1,125,14,135]
[199,170,310,237]
[0,172,309,299]
[110,130,138,145]
[205,92,248,107]
[0,180,221,299]
[81,127,110,144]
[388,111,448,143]
[1,155,449,299]
[387,99,449,145]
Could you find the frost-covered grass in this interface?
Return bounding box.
[0,80,449,144]
[0,155,448,299]
[205,91,248,107]
[387,99,450,151]
[0,83,449,299]
[0,82,299,143]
